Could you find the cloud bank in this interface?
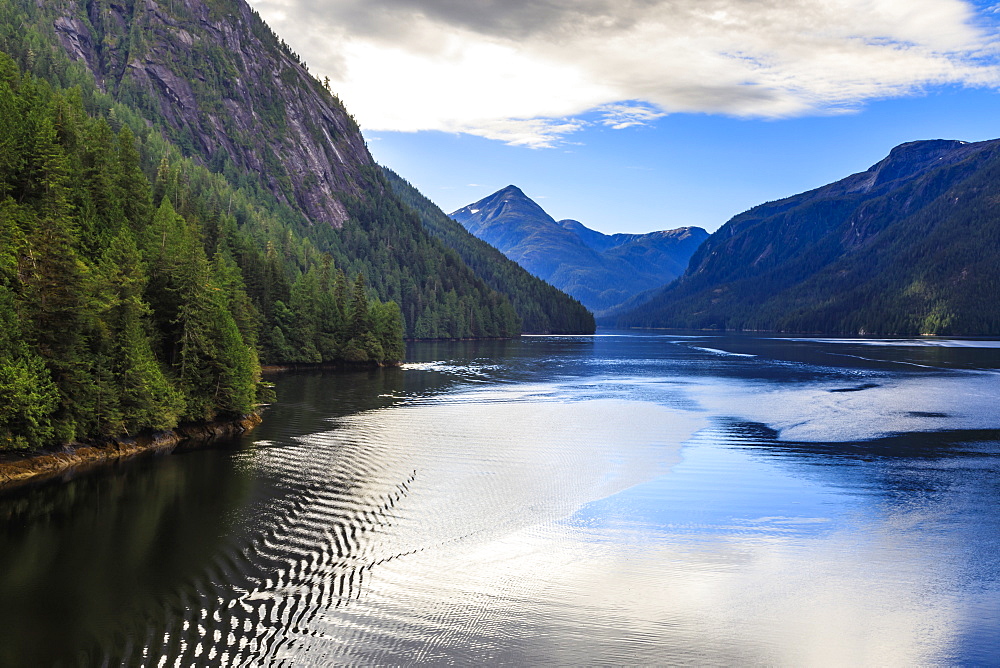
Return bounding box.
[250,0,1000,146]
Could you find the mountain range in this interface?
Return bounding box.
[2,0,591,338]
[615,138,1000,335]
[3,0,998,360]
[451,186,708,315]
[0,0,598,451]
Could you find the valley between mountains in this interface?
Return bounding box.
[1,0,998,458]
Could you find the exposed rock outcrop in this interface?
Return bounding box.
[51,0,373,227]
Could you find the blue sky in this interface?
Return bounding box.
[366,86,1000,233]
[249,0,1000,234]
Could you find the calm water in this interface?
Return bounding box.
[1,332,999,666]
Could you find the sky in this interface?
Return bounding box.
[247,0,1000,234]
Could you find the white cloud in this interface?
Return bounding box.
[249,0,1000,147]
[598,102,669,129]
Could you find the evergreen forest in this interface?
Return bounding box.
[0,0,597,452]
[0,52,402,450]
[0,0,551,342]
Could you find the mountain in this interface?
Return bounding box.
[51,0,367,228]
[450,186,708,315]
[0,0,425,450]
[616,139,1000,335]
[383,169,595,334]
[0,0,599,452]
[0,0,597,340]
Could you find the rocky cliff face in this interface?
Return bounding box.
[51,0,373,227]
[0,0,594,342]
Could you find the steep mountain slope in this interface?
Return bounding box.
[51,0,365,227]
[0,0,580,338]
[616,139,1000,335]
[451,186,707,315]
[0,32,417,450]
[384,169,595,334]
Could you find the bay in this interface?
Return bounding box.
[1,332,998,665]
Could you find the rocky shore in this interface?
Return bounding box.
[0,413,262,493]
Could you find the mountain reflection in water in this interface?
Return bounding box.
[0,332,997,665]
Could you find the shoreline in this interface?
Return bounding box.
[0,413,262,494]
[260,361,401,373]
[0,362,399,494]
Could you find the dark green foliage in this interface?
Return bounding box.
[616,139,1000,335]
[384,168,595,334]
[0,52,404,450]
[0,0,535,341]
[94,230,184,433]
[292,164,527,339]
[0,0,568,449]
[0,285,59,450]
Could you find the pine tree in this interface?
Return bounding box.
[96,230,184,432]
[171,228,259,419]
[0,63,27,201]
[370,300,405,362]
[117,125,153,230]
[0,285,59,450]
[349,272,370,340]
[141,198,192,362]
[287,268,322,362]
[21,115,96,440]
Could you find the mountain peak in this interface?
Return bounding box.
[864,139,978,189]
[451,189,708,315]
[885,139,968,158]
[616,136,1000,334]
[450,185,554,227]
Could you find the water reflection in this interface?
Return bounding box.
[0,446,253,665]
[0,332,997,664]
[133,393,701,665]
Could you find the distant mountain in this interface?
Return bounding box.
[451,186,708,315]
[616,139,1000,335]
[383,169,595,334]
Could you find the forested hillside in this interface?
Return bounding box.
[616,139,1000,335]
[0,0,553,452]
[384,169,595,334]
[0,0,556,340]
[0,52,406,451]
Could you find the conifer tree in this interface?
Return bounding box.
[349,272,370,340]
[97,230,184,432]
[371,301,405,362]
[288,268,322,362]
[117,125,153,230]
[0,285,59,449]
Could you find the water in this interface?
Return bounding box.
[1,332,999,665]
